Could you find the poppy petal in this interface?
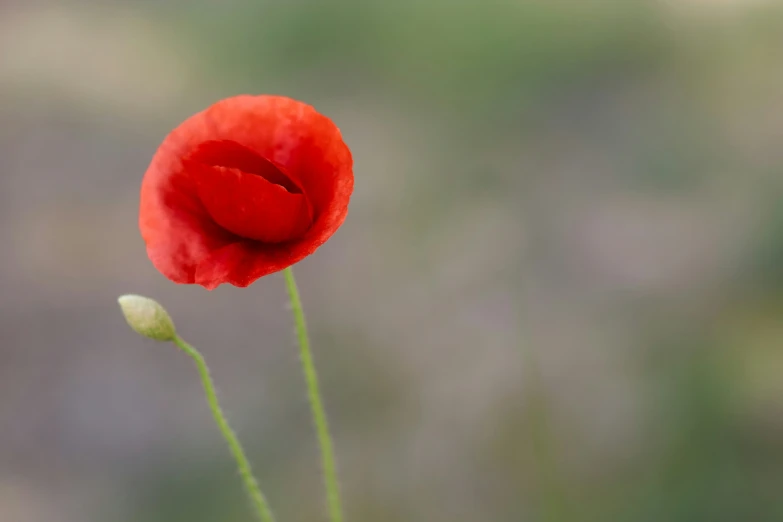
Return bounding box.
[194,241,293,289]
[187,139,304,194]
[193,163,313,244]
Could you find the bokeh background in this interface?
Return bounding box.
[2,0,783,521]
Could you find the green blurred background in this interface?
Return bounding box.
[2,0,783,520]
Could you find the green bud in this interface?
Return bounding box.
[118,294,176,342]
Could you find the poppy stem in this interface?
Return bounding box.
[283,267,345,522]
[172,335,276,522]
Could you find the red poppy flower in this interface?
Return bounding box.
[139,95,353,289]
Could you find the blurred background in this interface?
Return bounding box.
[2,0,783,521]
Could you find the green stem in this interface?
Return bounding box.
[172,335,276,522]
[283,267,344,522]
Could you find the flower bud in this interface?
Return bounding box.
[118,294,176,342]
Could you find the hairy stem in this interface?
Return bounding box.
[283,267,344,522]
[172,335,276,522]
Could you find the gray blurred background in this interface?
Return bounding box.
[2,1,783,521]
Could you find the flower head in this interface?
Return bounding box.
[140,95,353,289]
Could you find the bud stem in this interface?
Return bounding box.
[172,335,276,522]
[282,267,344,522]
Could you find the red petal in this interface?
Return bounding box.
[140,154,238,284]
[193,96,353,226]
[191,162,312,244]
[194,241,293,289]
[187,139,303,194]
